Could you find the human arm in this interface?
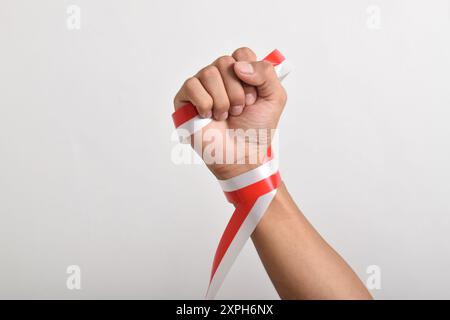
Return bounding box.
[173,47,372,300]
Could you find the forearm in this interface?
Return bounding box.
[251,182,372,300]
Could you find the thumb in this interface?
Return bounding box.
[234,60,285,102]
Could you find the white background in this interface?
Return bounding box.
[0,0,449,299]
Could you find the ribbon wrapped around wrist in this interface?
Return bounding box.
[172,50,291,299]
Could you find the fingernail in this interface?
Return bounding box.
[245,93,256,105]
[215,112,228,121]
[236,62,254,74]
[230,105,243,116]
[201,111,212,118]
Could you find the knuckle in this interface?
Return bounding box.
[184,77,198,91]
[215,55,235,68]
[198,65,219,79]
[234,47,255,59]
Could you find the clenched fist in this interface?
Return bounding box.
[173,47,287,179]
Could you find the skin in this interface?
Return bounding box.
[174,47,372,300]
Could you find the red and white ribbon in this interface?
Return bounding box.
[172,50,291,299]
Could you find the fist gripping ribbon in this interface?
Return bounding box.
[172,50,291,299]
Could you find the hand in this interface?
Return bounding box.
[173,47,287,179]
